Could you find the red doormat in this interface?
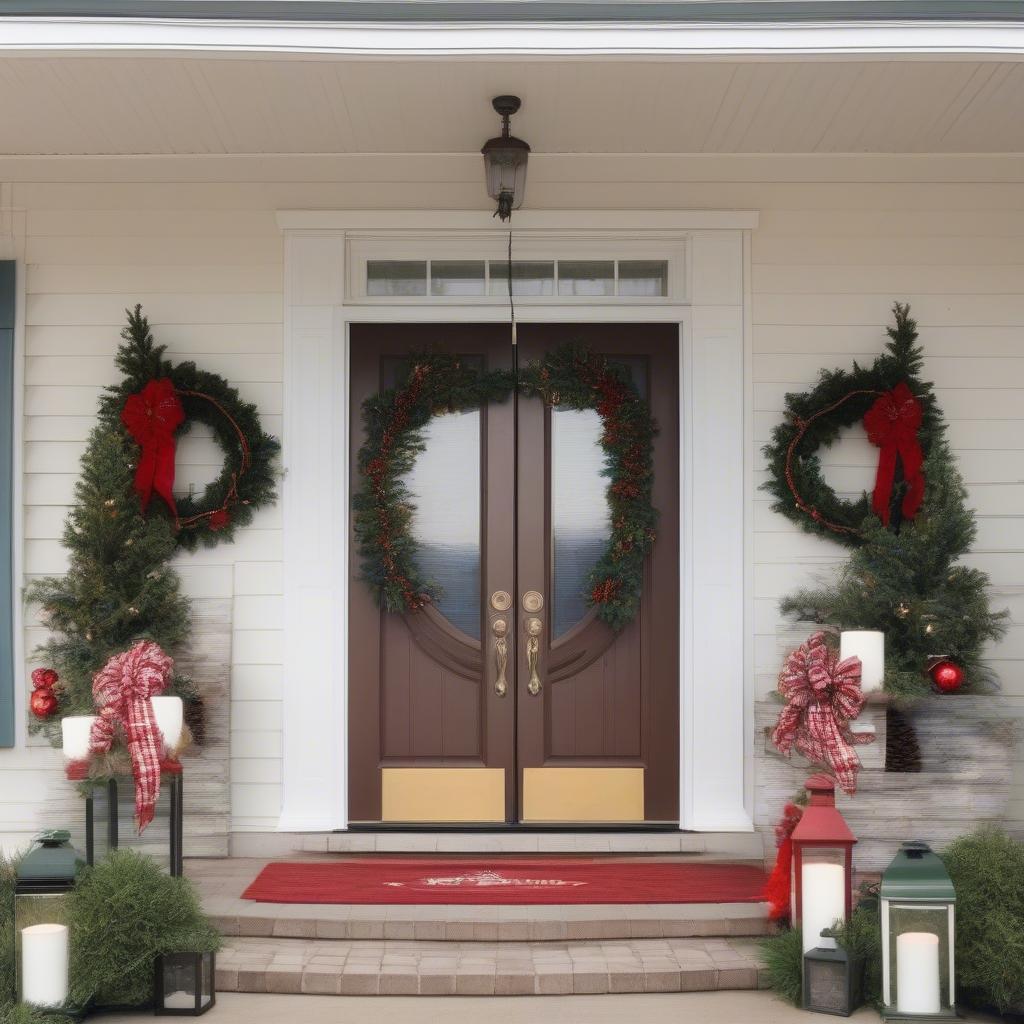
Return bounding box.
[241,858,768,905]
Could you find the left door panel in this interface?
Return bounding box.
[347,324,515,823]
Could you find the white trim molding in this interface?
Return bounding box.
[279,210,754,833]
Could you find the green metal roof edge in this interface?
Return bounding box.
[0,0,1021,22]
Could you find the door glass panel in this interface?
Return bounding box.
[618,260,668,297]
[401,410,481,639]
[551,408,612,638]
[367,260,427,296]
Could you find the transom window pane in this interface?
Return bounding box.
[367,260,427,296]
[401,410,482,639]
[618,260,668,297]
[551,408,611,639]
[431,260,486,296]
[558,261,614,297]
[488,261,555,296]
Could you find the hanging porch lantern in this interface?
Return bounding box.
[15,830,83,1007]
[803,927,864,1017]
[791,774,856,953]
[880,841,957,1021]
[481,95,529,221]
[155,951,216,1016]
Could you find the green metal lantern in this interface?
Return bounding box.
[881,841,957,1021]
[14,830,83,1006]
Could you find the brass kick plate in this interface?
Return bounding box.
[381,768,505,823]
[522,767,644,822]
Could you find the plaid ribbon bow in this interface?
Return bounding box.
[771,631,874,795]
[89,640,174,832]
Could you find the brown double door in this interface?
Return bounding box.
[348,323,679,825]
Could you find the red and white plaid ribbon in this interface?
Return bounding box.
[89,640,174,832]
[771,631,874,795]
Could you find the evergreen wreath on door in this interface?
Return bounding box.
[354,343,658,631]
[28,307,280,750]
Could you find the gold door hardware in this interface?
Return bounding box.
[490,590,512,612]
[492,619,509,697]
[522,590,544,613]
[526,616,543,696]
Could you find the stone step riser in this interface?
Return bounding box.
[215,936,767,998]
[216,915,772,943]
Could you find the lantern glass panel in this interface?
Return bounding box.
[14,892,71,1000]
[798,847,849,953]
[804,951,862,1017]
[87,776,182,875]
[888,904,953,1014]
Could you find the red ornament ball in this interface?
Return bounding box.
[31,667,59,690]
[930,660,965,693]
[30,687,59,718]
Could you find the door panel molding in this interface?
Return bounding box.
[279,214,754,833]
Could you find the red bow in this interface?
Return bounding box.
[863,382,924,526]
[121,378,184,516]
[771,632,873,795]
[89,641,175,831]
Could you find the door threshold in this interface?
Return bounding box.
[345,823,683,833]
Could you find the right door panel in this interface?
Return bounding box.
[515,324,680,824]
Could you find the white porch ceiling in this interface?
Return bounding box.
[1,55,1023,155]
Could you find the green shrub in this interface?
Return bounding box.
[761,927,804,1006]
[835,904,882,1007]
[941,827,1024,1014]
[67,849,219,1009]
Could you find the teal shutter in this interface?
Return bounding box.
[0,261,14,747]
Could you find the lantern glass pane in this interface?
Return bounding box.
[806,958,849,1015]
[162,953,198,1011]
[91,779,175,873]
[800,847,849,954]
[15,893,71,1000]
[889,904,952,1013]
[200,953,214,1007]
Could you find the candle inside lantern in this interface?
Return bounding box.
[801,862,847,954]
[21,923,69,1007]
[61,715,97,760]
[896,932,941,1014]
[151,695,183,751]
[840,630,885,692]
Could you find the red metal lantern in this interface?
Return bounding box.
[791,774,857,953]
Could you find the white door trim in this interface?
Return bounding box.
[278,211,754,832]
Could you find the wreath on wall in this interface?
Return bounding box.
[28,307,280,747]
[354,343,657,632]
[761,304,939,544]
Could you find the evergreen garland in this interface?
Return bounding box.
[27,307,279,741]
[767,305,1007,699]
[354,343,658,632]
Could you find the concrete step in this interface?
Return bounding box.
[232,831,769,861]
[213,900,772,943]
[215,935,768,997]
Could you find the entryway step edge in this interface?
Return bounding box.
[211,901,772,942]
[214,936,769,997]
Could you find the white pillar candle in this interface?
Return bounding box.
[21,923,69,1007]
[151,695,183,751]
[61,714,98,760]
[897,932,941,1014]
[840,630,885,693]
[801,862,847,954]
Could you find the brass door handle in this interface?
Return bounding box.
[526,617,543,696]
[492,619,508,697]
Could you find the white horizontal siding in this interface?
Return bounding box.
[1,152,1022,849]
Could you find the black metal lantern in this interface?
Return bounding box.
[155,951,216,1016]
[803,928,864,1016]
[481,95,529,221]
[15,830,83,1006]
[85,773,183,876]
